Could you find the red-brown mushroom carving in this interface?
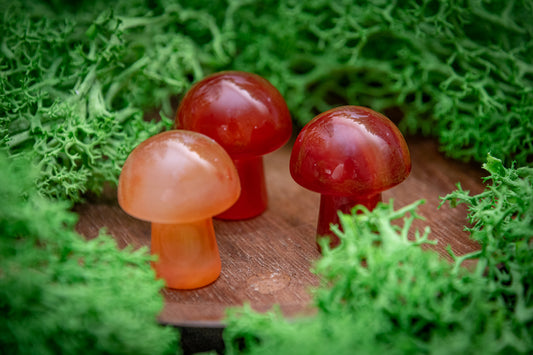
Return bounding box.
[176,71,292,219]
[290,106,411,249]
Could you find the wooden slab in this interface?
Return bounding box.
[74,136,485,327]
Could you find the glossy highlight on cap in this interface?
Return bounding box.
[290,105,411,196]
[176,70,292,159]
[118,130,241,224]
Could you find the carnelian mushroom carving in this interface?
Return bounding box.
[176,71,292,219]
[290,106,411,250]
[118,130,240,289]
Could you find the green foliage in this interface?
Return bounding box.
[1,0,532,202]
[227,0,533,165]
[441,155,533,332]
[0,0,230,201]
[0,151,178,355]
[223,155,533,354]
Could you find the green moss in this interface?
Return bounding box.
[0,151,179,355]
[223,156,533,354]
[2,0,532,201]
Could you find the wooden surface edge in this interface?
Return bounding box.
[74,136,486,326]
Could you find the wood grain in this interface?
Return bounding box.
[74,136,485,327]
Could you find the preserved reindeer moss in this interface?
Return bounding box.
[223,157,533,354]
[227,0,533,165]
[0,151,178,355]
[1,0,532,201]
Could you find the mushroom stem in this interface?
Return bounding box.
[216,156,268,220]
[151,219,221,289]
[317,193,382,249]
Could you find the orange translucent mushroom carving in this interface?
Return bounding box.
[118,130,240,289]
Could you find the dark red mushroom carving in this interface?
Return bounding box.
[176,71,292,219]
[290,106,411,249]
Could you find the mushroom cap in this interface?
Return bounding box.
[176,71,292,159]
[118,130,240,224]
[290,106,411,196]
